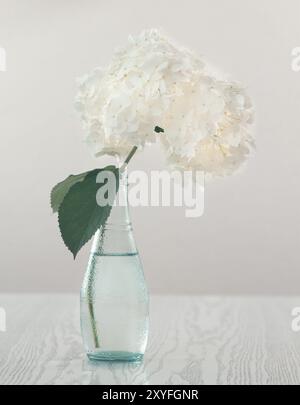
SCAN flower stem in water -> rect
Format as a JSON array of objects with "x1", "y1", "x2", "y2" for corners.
[{"x1": 87, "y1": 227, "x2": 105, "y2": 348}]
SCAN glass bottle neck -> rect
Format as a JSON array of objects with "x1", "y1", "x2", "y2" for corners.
[
  {"x1": 104, "y1": 167, "x2": 131, "y2": 230},
  {"x1": 90, "y1": 166, "x2": 137, "y2": 255}
]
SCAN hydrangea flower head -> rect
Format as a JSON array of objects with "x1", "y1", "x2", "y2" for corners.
[{"x1": 75, "y1": 29, "x2": 254, "y2": 178}]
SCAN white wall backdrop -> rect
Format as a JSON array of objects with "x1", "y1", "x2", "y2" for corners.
[{"x1": 0, "y1": 0, "x2": 300, "y2": 294}]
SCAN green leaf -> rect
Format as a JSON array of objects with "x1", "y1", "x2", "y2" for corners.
[
  {"x1": 154, "y1": 126, "x2": 164, "y2": 133},
  {"x1": 51, "y1": 171, "x2": 91, "y2": 213},
  {"x1": 58, "y1": 166, "x2": 119, "y2": 258}
]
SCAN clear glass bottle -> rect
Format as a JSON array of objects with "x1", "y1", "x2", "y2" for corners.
[{"x1": 80, "y1": 167, "x2": 149, "y2": 362}]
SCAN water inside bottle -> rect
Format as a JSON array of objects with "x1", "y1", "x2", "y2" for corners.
[{"x1": 80, "y1": 252, "x2": 149, "y2": 362}]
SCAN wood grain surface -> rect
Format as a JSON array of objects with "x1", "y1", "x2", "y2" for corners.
[{"x1": 0, "y1": 294, "x2": 299, "y2": 385}]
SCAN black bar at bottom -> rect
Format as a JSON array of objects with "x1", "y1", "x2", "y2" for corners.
[{"x1": 0, "y1": 384, "x2": 296, "y2": 401}]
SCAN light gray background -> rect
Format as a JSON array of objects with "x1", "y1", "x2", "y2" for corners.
[{"x1": 0, "y1": 0, "x2": 299, "y2": 294}]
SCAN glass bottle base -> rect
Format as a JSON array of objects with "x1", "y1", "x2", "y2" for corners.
[{"x1": 87, "y1": 351, "x2": 144, "y2": 362}]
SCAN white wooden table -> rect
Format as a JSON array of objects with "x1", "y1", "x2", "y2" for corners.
[{"x1": 0, "y1": 295, "x2": 299, "y2": 385}]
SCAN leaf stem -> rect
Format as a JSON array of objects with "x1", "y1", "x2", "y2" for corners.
[{"x1": 121, "y1": 146, "x2": 138, "y2": 171}]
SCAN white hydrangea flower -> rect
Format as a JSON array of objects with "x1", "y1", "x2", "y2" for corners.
[
  {"x1": 75, "y1": 29, "x2": 204, "y2": 158},
  {"x1": 75, "y1": 28, "x2": 254, "y2": 177},
  {"x1": 160, "y1": 74, "x2": 254, "y2": 178}
]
